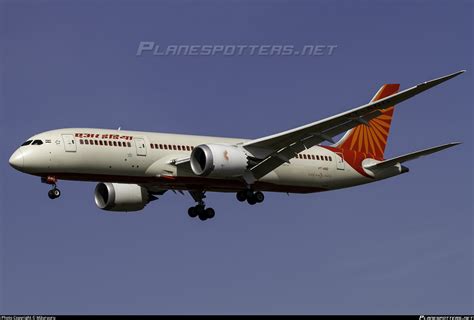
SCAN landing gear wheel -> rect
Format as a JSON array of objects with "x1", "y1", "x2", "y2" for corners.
[
  {"x1": 188, "y1": 206, "x2": 198, "y2": 218},
  {"x1": 246, "y1": 189, "x2": 254, "y2": 199},
  {"x1": 188, "y1": 191, "x2": 216, "y2": 221},
  {"x1": 52, "y1": 188, "x2": 61, "y2": 198},
  {"x1": 255, "y1": 191, "x2": 264, "y2": 203},
  {"x1": 196, "y1": 205, "x2": 205, "y2": 216},
  {"x1": 48, "y1": 188, "x2": 61, "y2": 199},
  {"x1": 247, "y1": 195, "x2": 257, "y2": 205},
  {"x1": 236, "y1": 191, "x2": 247, "y2": 202},
  {"x1": 205, "y1": 208, "x2": 215, "y2": 219}
]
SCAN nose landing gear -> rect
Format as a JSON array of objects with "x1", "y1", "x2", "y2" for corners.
[
  {"x1": 48, "y1": 187, "x2": 61, "y2": 199},
  {"x1": 42, "y1": 176, "x2": 61, "y2": 200}
]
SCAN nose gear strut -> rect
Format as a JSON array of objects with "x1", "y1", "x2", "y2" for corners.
[{"x1": 41, "y1": 176, "x2": 61, "y2": 200}]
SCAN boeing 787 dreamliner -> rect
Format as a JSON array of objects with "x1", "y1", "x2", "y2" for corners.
[{"x1": 9, "y1": 71, "x2": 464, "y2": 221}]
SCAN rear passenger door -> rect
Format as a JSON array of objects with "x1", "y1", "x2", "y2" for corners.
[{"x1": 335, "y1": 152, "x2": 345, "y2": 170}]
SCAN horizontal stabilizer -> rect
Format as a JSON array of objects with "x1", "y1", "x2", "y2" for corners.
[{"x1": 364, "y1": 142, "x2": 461, "y2": 170}]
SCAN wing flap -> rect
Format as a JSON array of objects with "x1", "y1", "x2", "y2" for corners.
[{"x1": 250, "y1": 110, "x2": 387, "y2": 178}]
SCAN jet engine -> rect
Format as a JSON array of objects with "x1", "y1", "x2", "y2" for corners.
[
  {"x1": 94, "y1": 182, "x2": 154, "y2": 212},
  {"x1": 190, "y1": 144, "x2": 249, "y2": 177}
]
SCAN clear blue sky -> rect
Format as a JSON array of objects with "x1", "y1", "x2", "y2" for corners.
[{"x1": 1, "y1": 0, "x2": 472, "y2": 314}]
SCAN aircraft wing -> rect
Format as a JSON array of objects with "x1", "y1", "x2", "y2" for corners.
[
  {"x1": 243, "y1": 70, "x2": 465, "y2": 180},
  {"x1": 363, "y1": 142, "x2": 461, "y2": 170}
]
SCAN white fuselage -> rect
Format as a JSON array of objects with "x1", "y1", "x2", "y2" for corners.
[{"x1": 9, "y1": 128, "x2": 400, "y2": 194}]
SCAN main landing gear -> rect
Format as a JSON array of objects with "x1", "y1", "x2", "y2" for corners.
[
  {"x1": 236, "y1": 190, "x2": 264, "y2": 205},
  {"x1": 42, "y1": 176, "x2": 61, "y2": 200},
  {"x1": 188, "y1": 191, "x2": 215, "y2": 221}
]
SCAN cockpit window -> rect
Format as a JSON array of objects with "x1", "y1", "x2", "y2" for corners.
[
  {"x1": 31, "y1": 140, "x2": 43, "y2": 145},
  {"x1": 21, "y1": 140, "x2": 32, "y2": 146}
]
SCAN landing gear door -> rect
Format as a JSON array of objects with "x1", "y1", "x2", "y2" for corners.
[
  {"x1": 135, "y1": 138, "x2": 147, "y2": 156},
  {"x1": 336, "y1": 152, "x2": 345, "y2": 170},
  {"x1": 62, "y1": 134, "x2": 77, "y2": 152}
]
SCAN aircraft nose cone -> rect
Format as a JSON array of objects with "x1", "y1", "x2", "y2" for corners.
[{"x1": 9, "y1": 149, "x2": 24, "y2": 170}]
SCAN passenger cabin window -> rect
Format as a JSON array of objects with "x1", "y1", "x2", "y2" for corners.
[{"x1": 21, "y1": 140, "x2": 32, "y2": 146}]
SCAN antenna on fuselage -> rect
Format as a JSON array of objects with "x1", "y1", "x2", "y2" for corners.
[{"x1": 118, "y1": 126, "x2": 121, "y2": 131}]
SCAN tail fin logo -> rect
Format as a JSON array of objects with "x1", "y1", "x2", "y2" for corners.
[{"x1": 335, "y1": 84, "x2": 400, "y2": 159}]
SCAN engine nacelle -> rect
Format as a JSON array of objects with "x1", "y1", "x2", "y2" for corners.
[
  {"x1": 94, "y1": 182, "x2": 151, "y2": 212},
  {"x1": 190, "y1": 144, "x2": 249, "y2": 177}
]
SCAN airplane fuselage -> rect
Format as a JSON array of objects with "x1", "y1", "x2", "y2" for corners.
[{"x1": 9, "y1": 128, "x2": 399, "y2": 194}]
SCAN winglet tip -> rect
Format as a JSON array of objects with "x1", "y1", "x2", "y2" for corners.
[
  {"x1": 443, "y1": 70, "x2": 466, "y2": 79},
  {"x1": 445, "y1": 141, "x2": 462, "y2": 148},
  {"x1": 450, "y1": 70, "x2": 466, "y2": 78}
]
